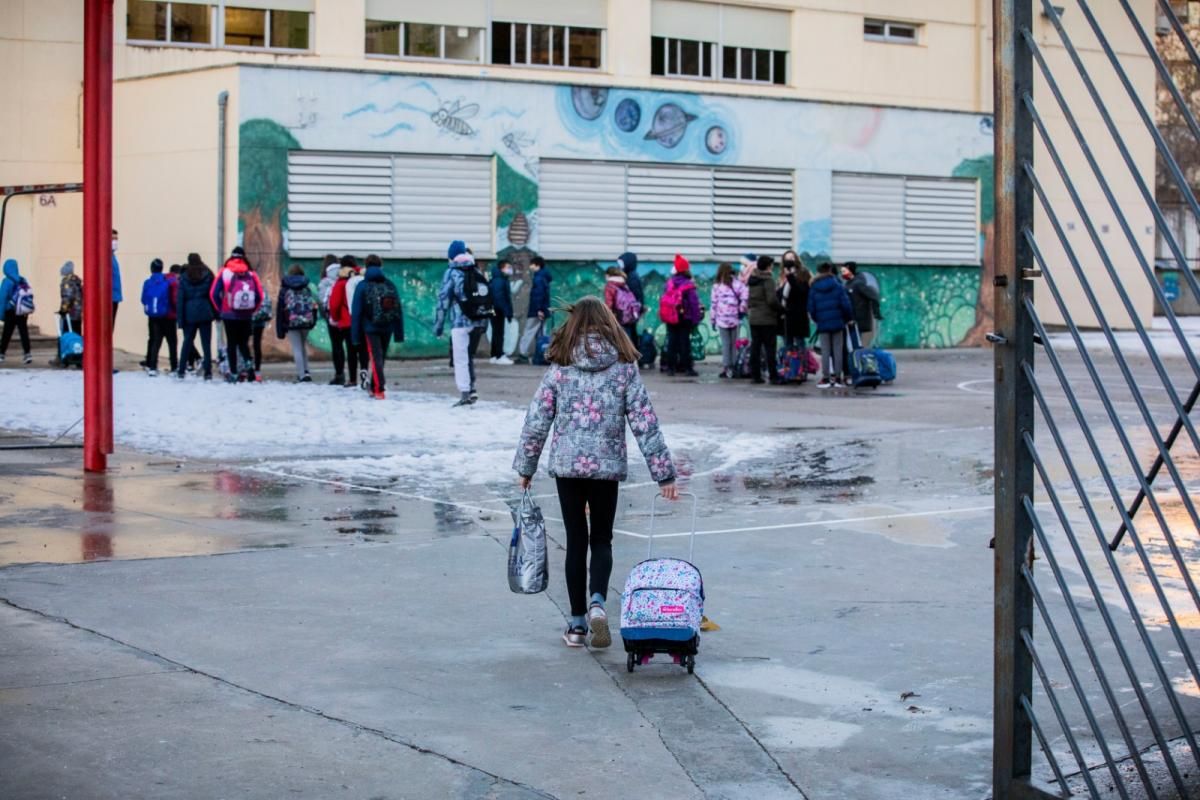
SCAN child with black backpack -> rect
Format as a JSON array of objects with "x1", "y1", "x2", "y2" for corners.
[
  {"x1": 434, "y1": 240, "x2": 492, "y2": 407},
  {"x1": 275, "y1": 264, "x2": 318, "y2": 382},
  {"x1": 351, "y1": 255, "x2": 405, "y2": 400}
]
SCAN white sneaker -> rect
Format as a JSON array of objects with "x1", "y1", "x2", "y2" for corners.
[
  {"x1": 147, "y1": 369, "x2": 158, "y2": 377},
  {"x1": 495, "y1": 355, "x2": 514, "y2": 366},
  {"x1": 488, "y1": 357, "x2": 499, "y2": 364},
  {"x1": 587, "y1": 604, "x2": 611, "y2": 648}
]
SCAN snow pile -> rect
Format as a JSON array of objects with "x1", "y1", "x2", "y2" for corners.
[
  {"x1": 1048, "y1": 315, "x2": 1200, "y2": 360},
  {"x1": 0, "y1": 370, "x2": 781, "y2": 485}
]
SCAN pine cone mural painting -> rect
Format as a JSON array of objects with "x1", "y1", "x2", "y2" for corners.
[{"x1": 507, "y1": 211, "x2": 530, "y2": 248}]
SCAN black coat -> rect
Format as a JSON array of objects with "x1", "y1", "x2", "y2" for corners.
[
  {"x1": 778, "y1": 274, "x2": 810, "y2": 339},
  {"x1": 177, "y1": 271, "x2": 216, "y2": 327}
]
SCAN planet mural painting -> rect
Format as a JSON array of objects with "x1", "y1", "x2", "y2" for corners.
[
  {"x1": 614, "y1": 98, "x2": 642, "y2": 132},
  {"x1": 644, "y1": 103, "x2": 698, "y2": 149},
  {"x1": 572, "y1": 86, "x2": 609, "y2": 121},
  {"x1": 705, "y1": 126, "x2": 728, "y2": 155}
]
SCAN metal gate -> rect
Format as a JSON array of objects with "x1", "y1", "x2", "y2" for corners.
[{"x1": 995, "y1": 0, "x2": 1200, "y2": 797}]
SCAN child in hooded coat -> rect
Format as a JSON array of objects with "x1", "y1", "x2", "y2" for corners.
[
  {"x1": 662, "y1": 254, "x2": 703, "y2": 377},
  {"x1": 514, "y1": 296, "x2": 677, "y2": 649},
  {"x1": 276, "y1": 264, "x2": 318, "y2": 382},
  {"x1": 209, "y1": 246, "x2": 264, "y2": 382},
  {"x1": 315, "y1": 254, "x2": 343, "y2": 384},
  {"x1": 177, "y1": 254, "x2": 216, "y2": 380},
  {"x1": 0, "y1": 259, "x2": 32, "y2": 364},
  {"x1": 327, "y1": 256, "x2": 361, "y2": 388},
  {"x1": 351, "y1": 256, "x2": 405, "y2": 398}
]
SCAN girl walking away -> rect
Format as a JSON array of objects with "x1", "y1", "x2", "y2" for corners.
[
  {"x1": 513, "y1": 297, "x2": 678, "y2": 648},
  {"x1": 435, "y1": 240, "x2": 490, "y2": 407},
  {"x1": 177, "y1": 255, "x2": 216, "y2": 380},
  {"x1": 746, "y1": 255, "x2": 783, "y2": 384},
  {"x1": 778, "y1": 252, "x2": 811, "y2": 351},
  {"x1": 0, "y1": 259, "x2": 33, "y2": 364},
  {"x1": 316, "y1": 255, "x2": 343, "y2": 384},
  {"x1": 488, "y1": 259, "x2": 514, "y2": 364},
  {"x1": 351, "y1": 257, "x2": 405, "y2": 399},
  {"x1": 209, "y1": 246, "x2": 264, "y2": 382},
  {"x1": 276, "y1": 264, "x2": 319, "y2": 382},
  {"x1": 808, "y1": 262, "x2": 853, "y2": 389},
  {"x1": 660, "y1": 254, "x2": 703, "y2": 377},
  {"x1": 327, "y1": 256, "x2": 361, "y2": 388},
  {"x1": 710, "y1": 262, "x2": 748, "y2": 379},
  {"x1": 617, "y1": 251, "x2": 644, "y2": 340}
]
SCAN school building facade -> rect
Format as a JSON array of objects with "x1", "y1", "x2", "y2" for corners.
[{"x1": 0, "y1": 0, "x2": 1158, "y2": 357}]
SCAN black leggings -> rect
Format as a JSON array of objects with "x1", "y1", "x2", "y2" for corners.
[
  {"x1": 0, "y1": 310, "x2": 31, "y2": 356},
  {"x1": 556, "y1": 477, "x2": 619, "y2": 617}
]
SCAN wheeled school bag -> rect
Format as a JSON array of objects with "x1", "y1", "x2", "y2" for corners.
[
  {"x1": 621, "y1": 493, "x2": 703, "y2": 674},
  {"x1": 873, "y1": 344, "x2": 897, "y2": 383},
  {"x1": 732, "y1": 338, "x2": 752, "y2": 378},
  {"x1": 637, "y1": 330, "x2": 657, "y2": 369},
  {"x1": 59, "y1": 316, "x2": 83, "y2": 367},
  {"x1": 532, "y1": 320, "x2": 551, "y2": 366},
  {"x1": 847, "y1": 326, "x2": 886, "y2": 389},
  {"x1": 777, "y1": 348, "x2": 804, "y2": 383}
]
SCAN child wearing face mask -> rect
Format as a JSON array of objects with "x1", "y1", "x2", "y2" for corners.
[{"x1": 489, "y1": 259, "x2": 515, "y2": 365}]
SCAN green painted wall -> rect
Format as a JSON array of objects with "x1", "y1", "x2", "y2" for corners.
[{"x1": 286, "y1": 257, "x2": 979, "y2": 358}]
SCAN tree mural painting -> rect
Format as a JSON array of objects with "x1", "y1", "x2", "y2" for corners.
[
  {"x1": 953, "y1": 155, "x2": 995, "y2": 347},
  {"x1": 239, "y1": 119, "x2": 300, "y2": 356}
]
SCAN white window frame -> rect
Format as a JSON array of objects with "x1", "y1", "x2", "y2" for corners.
[
  {"x1": 651, "y1": 37, "x2": 785, "y2": 85},
  {"x1": 495, "y1": 21, "x2": 606, "y2": 71},
  {"x1": 863, "y1": 18, "x2": 920, "y2": 45},
  {"x1": 126, "y1": 2, "x2": 217, "y2": 47},
  {"x1": 720, "y1": 45, "x2": 782, "y2": 84},
  {"x1": 126, "y1": 2, "x2": 313, "y2": 52},
  {"x1": 362, "y1": 21, "x2": 486, "y2": 63}
]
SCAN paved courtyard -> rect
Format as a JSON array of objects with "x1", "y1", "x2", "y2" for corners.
[{"x1": 0, "y1": 342, "x2": 1196, "y2": 799}]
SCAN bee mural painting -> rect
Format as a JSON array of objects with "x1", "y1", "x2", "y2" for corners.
[{"x1": 430, "y1": 100, "x2": 479, "y2": 137}]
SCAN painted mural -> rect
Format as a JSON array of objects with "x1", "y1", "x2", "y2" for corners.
[{"x1": 237, "y1": 66, "x2": 993, "y2": 358}]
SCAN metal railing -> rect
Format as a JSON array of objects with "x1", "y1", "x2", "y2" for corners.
[{"x1": 994, "y1": 0, "x2": 1200, "y2": 796}]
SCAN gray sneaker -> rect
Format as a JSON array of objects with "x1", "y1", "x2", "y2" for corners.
[
  {"x1": 587, "y1": 604, "x2": 611, "y2": 648},
  {"x1": 562, "y1": 625, "x2": 587, "y2": 648}
]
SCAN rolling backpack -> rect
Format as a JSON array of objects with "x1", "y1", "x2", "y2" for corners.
[
  {"x1": 875, "y1": 348, "x2": 897, "y2": 383},
  {"x1": 637, "y1": 331, "x2": 657, "y2": 369},
  {"x1": 284, "y1": 287, "x2": 318, "y2": 330},
  {"x1": 615, "y1": 284, "x2": 642, "y2": 325},
  {"x1": 621, "y1": 494, "x2": 703, "y2": 674},
  {"x1": 732, "y1": 338, "x2": 753, "y2": 378},
  {"x1": 459, "y1": 267, "x2": 494, "y2": 320},
  {"x1": 532, "y1": 321, "x2": 552, "y2": 366},
  {"x1": 59, "y1": 316, "x2": 82, "y2": 366},
  {"x1": 12, "y1": 281, "x2": 35, "y2": 316},
  {"x1": 777, "y1": 348, "x2": 804, "y2": 383}
]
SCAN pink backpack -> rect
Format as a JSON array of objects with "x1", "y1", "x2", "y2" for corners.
[
  {"x1": 614, "y1": 284, "x2": 642, "y2": 325},
  {"x1": 658, "y1": 282, "x2": 684, "y2": 325}
]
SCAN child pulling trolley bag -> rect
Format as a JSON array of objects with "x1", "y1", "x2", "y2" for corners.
[{"x1": 620, "y1": 492, "x2": 704, "y2": 674}]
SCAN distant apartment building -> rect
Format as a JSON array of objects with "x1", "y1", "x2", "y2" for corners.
[{"x1": 0, "y1": 1, "x2": 1157, "y2": 356}]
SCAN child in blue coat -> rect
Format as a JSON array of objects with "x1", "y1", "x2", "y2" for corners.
[{"x1": 807, "y1": 262, "x2": 853, "y2": 388}]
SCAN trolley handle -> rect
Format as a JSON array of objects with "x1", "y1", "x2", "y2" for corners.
[{"x1": 647, "y1": 491, "x2": 699, "y2": 562}]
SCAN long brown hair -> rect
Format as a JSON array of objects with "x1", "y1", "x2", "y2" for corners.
[
  {"x1": 715, "y1": 262, "x2": 735, "y2": 285},
  {"x1": 545, "y1": 296, "x2": 640, "y2": 365}
]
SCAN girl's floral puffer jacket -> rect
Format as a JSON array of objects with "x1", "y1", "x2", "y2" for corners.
[
  {"x1": 514, "y1": 336, "x2": 676, "y2": 484},
  {"x1": 710, "y1": 280, "x2": 748, "y2": 330}
]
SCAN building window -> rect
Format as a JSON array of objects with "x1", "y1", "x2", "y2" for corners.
[
  {"x1": 127, "y1": 2, "x2": 214, "y2": 45},
  {"x1": 365, "y1": 20, "x2": 484, "y2": 62},
  {"x1": 224, "y1": 6, "x2": 310, "y2": 50},
  {"x1": 864, "y1": 19, "x2": 920, "y2": 44},
  {"x1": 491, "y1": 22, "x2": 604, "y2": 70},
  {"x1": 719, "y1": 45, "x2": 785, "y2": 84},
  {"x1": 651, "y1": 37, "x2": 715, "y2": 79}
]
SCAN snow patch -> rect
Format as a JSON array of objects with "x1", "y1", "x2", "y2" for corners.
[
  {"x1": 0, "y1": 370, "x2": 781, "y2": 486},
  {"x1": 1047, "y1": 315, "x2": 1200, "y2": 360}
]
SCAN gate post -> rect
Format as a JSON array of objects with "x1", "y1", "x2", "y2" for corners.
[{"x1": 993, "y1": 0, "x2": 1039, "y2": 796}]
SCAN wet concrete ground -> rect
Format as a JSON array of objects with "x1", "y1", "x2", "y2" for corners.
[{"x1": 1, "y1": 347, "x2": 1198, "y2": 799}]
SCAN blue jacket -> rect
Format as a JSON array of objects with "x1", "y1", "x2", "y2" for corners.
[
  {"x1": 177, "y1": 269, "x2": 216, "y2": 327},
  {"x1": 112, "y1": 254, "x2": 123, "y2": 303},
  {"x1": 351, "y1": 266, "x2": 405, "y2": 345},
  {"x1": 140, "y1": 273, "x2": 172, "y2": 317},
  {"x1": 807, "y1": 274, "x2": 853, "y2": 333},
  {"x1": 489, "y1": 265, "x2": 513, "y2": 320},
  {"x1": 0, "y1": 259, "x2": 20, "y2": 312},
  {"x1": 527, "y1": 268, "x2": 552, "y2": 319},
  {"x1": 434, "y1": 257, "x2": 488, "y2": 334}
]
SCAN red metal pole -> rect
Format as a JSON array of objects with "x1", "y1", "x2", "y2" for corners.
[{"x1": 82, "y1": 0, "x2": 113, "y2": 472}]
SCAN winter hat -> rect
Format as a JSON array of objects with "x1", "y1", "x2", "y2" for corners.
[
  {"x1": 617, "y1": 251, "x2": 638, "y2": 273},
  {"x1": 325, "y1": 264, "x2": 339, "y2": 280},
  {"x1": 150, "y1": 258, "x2": 164, "y2": 273},
  {"x1": 673, "y1": 254, "x2": 690, "y2": 274},
  {"x1": 60, "y1": 261, "x2": 75, "y2": 276},
  {"x1": 231, "y1": 246, "x2": 246, "y2": 258},
  {"x1": 447, "y1": 240, "x2": 468, "y2": 261}
]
